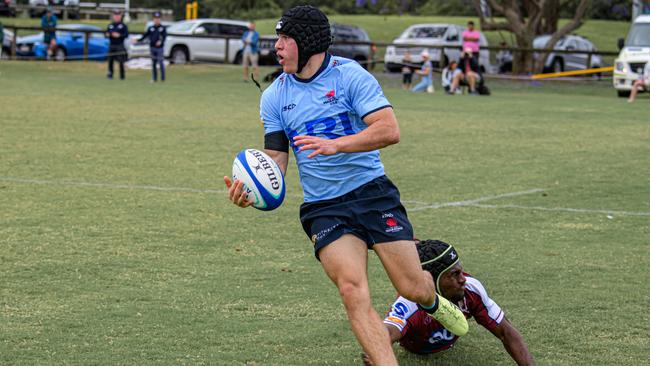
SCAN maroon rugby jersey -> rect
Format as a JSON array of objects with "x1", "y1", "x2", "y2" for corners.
[{"x1": 383, "y1": 273, "x2": 504, "y2": 354}]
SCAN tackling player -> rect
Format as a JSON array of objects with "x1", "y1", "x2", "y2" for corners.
[
  {"x1": 224, "y1": 5, "x2": 468, "y2": 365},
  {"x1": 364, "y1": 240, "x2": 535, "y2": 365}
]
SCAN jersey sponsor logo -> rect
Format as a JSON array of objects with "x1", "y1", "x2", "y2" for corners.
[
  {"x1": 428, "y1": 329, "x2": 455, "y2": 344},
  {"x1": 282, "y1": 103, "x2": 296, "y2": 112},
  {"x1": 393, "y1": 301, "x2": 409, "y2": 317},
  {"x1": 385, "y1": 316, "x2": 405, "y2": 326},
  {"x1": 286, "y1": 112, "x2": 355, "y2": 153},
  {"x1": 381, "y1": 212, "x2": 394, "y2": 218}
]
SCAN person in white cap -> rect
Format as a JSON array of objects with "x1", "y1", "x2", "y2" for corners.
[{"x1": 411, "y1": 50, "x2": 434, "y2": 93}]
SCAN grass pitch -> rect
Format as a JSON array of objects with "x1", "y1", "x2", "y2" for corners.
[{"x1": 0, "y1": 61, "x2": 649, "y2": 365}]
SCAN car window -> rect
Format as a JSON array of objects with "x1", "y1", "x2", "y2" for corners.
[
  {"x1": 168, "y1": 22, "x2": 194, "y2": 33},
  {"x1": 565, "y1": 39, "x2": 577, "y2": 50},
  {"x1": 408, "y1": 26, "x2": 447, "y2": 39},
  {"x1": 446, "y1": 26, "x2": 458, "y2": 41},
  {"x1": 200, "y1": 23, "x2": 221, "y2": 36},
  {"x1": 219, "y1": 24, "x2": 247, "y2": 36},
  {"x1": 577, "y1": 40, "x2": 590, "y2": 51},
  {"x1": 334, "y1": 31, "x2": 353, "y2": 42}
]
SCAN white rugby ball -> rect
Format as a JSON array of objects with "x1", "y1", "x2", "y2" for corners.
[{"x1": 232, "y1": 149, "x2": 285, "y2": 211}]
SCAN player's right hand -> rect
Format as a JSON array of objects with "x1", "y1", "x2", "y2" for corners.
[{"x1": 223, "y1": 176, "x2": 253, "y2": 208}]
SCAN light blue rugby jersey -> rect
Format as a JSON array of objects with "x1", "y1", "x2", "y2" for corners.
[{"x1": 261, "y1": 54, "x2": 391, "y2": 202}]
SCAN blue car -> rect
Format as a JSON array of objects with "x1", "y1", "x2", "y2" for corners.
[{"x1": 16, "y1": 24, "x2": 113, "y2": 61}]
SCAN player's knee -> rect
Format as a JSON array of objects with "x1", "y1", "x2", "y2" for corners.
[{"x1": 337, "y1": 280, "x2": 370, "y2": 309}]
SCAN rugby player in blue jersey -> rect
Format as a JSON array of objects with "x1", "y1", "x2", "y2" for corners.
[{"x1": 224, "y1": 6, "x2": 468, "y2": 365}]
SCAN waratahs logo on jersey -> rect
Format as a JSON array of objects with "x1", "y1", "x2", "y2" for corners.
[{"x1": 323, "y1": 89, "x2": 339, "y2": 105}]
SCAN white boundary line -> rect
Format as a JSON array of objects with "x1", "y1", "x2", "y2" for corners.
[
  {"x1": 469, "y1": 203, "x2": 650, "y2": 217},
  {"x1": 408, "y1": 189, "x2": 545, "y2": 211},
  {"x1": 3, "y1": 177, "x2": 649, "y2": 217},
  {"x1": 0, "y1": 177, "x2": 227, "y2": 194}
]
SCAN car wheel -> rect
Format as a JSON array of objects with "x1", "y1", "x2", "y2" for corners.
[
  {"x1": 171, "y1": 46, "x2": 188, "y2": 64},
  {"x1": 55, "y1": 47, "x2": 66, "y2": 61},
  {"x1": 617, "y1": 90, "x2": 631, "y2": 98},
  {"x1": 551, "y1": 58, "x2": 564, "y2": 73}
]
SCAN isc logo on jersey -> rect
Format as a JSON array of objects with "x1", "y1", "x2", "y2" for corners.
[{"x1": 232, "y1": 149, "x2": 285, "y2": 211}]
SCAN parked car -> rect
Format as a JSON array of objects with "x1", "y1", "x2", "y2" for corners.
[
  {"x1": 28, "y1": 0, "x2": 79, "y2": 19},
  {"x1": 533, "y1": 34, "x2": 603, "y2": 73},
  {"x1": 128, "y1": 20, "x2": 175, "y2": 58},
  {"x1": 258, "y1": 35, "x2": 278, "y2": 65},
  {"x1": 15, "y1": 24, "x2": 110, "y2": 61},
  {"x1": 0, "y1": 0, "x2": 16, "y2": 17},
  {"x1": 164, "y1": 18, "x2": 248, "y2": 64},
  {"x1": 257, "y1": 23, "x2": 375, "y2": 69},
  {"x1": 613, "y1": 14, "x2": 650, "y2": 97},
  {"x1": 384, "y1": 23, "x2": 490, "y2": 73}
]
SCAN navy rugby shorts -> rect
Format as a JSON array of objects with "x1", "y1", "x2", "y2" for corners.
[{"x1": 300, "y1": 175, "x2": 414, "y2": 260}]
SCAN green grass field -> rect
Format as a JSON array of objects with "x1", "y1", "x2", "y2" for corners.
[{"x1": 1, "y1": 61, "x2": 649, "y2": 365}]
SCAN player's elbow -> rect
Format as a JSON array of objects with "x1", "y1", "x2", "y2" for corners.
[{"x1": 385, "y1": 129, "x2": 400, "y2": 145}]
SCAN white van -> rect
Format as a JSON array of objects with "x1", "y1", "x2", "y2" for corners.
[{"x1": 613, "y1": 15, "x2": 650, "y2": 97}]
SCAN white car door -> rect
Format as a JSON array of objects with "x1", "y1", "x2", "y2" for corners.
[{"x1": 192, "y1": 22, "x2": 225, "y2": 61}]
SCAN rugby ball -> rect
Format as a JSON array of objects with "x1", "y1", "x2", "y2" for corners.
[{"x1": 232, "y1": 149, "x2": 285, "y2": 211}]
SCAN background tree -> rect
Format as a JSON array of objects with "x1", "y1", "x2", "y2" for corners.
[{"x1": 472, "y1": 0, "x2": 589, "y2": 74}]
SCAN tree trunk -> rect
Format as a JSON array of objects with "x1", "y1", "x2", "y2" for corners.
[{"x1": 540, "y1": 0, "x2": 560, "y2": 34}]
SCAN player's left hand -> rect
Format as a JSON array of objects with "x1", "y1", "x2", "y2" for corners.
[
  {"x1": 293, "y1": 135, "x2": 339, "y2": 158},
  {"x1": 361, "y1": 353, "x2": 373, "y2": 366}
]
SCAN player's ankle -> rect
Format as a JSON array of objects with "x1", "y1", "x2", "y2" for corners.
[{"x1": 418, "y1": 295, "x2": 439, "y2": 314}]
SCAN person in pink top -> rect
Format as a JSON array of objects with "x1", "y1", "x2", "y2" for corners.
[{"x1": 462, "y1": 21, "x2": 481, "y2": 63}]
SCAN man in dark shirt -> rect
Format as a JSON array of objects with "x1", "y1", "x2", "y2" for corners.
[
  {"x1": 105, "y1": 9, "x2": 129, "y2": 80},
  {"x1": 41, "y1": 8, "x2": 57, "y2": 60},
  {"x1": 136, "y1": 11, "x2": 167, "y2": 82}
]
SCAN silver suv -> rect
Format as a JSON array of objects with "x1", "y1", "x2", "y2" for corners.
[
  {"x1": 165, "y1": 18, "x2": 248, "y2": 64},
  {"x1": 384, "y1": 23, "x2": 490, "y2": 73},
  {"x1": 533, "y1": 34, "x2": 603, "y2": 72}
]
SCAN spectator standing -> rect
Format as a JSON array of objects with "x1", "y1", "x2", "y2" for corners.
[
  {"x1": 136, "y1": 11, "x2": 167, "y2": 82},
  {"x1": 0, "y1": 20, "x2": 4, "y2": 59},
  {"x1": 461, "y1": 21, "x2": 480, "y2": 65},
  {"x1": 401, "y1": 51, "x2": 414, "y2": 90},
  {"x1": 442, "y1": 60, "x2": 462, "y2": 94},
  {"x1": 496, "y1": 41, "x2": 513, "y2": 73},
  {"x1": 628, "y1": 61, "x2": 650, "y2": 103},
  {"x1": 241, "y1": 21, "x2": 260, "y2": 82},
  {"x1": 41, "y1": 8, "x2": 57, "y2": 60},
  {"x1": 105, "y1": 9, "x2": 129, "y2": 80},
  {"x1": 411, "y1": 50, "x2": 434, "y2": 94}
]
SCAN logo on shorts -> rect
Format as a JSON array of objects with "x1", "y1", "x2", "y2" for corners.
[
  {"x1": 312, "y1": 224, "x2": 340, "y2": 245},
  {"x1": 383, "y1": 214, "x2": 404, "y2": 233}
]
